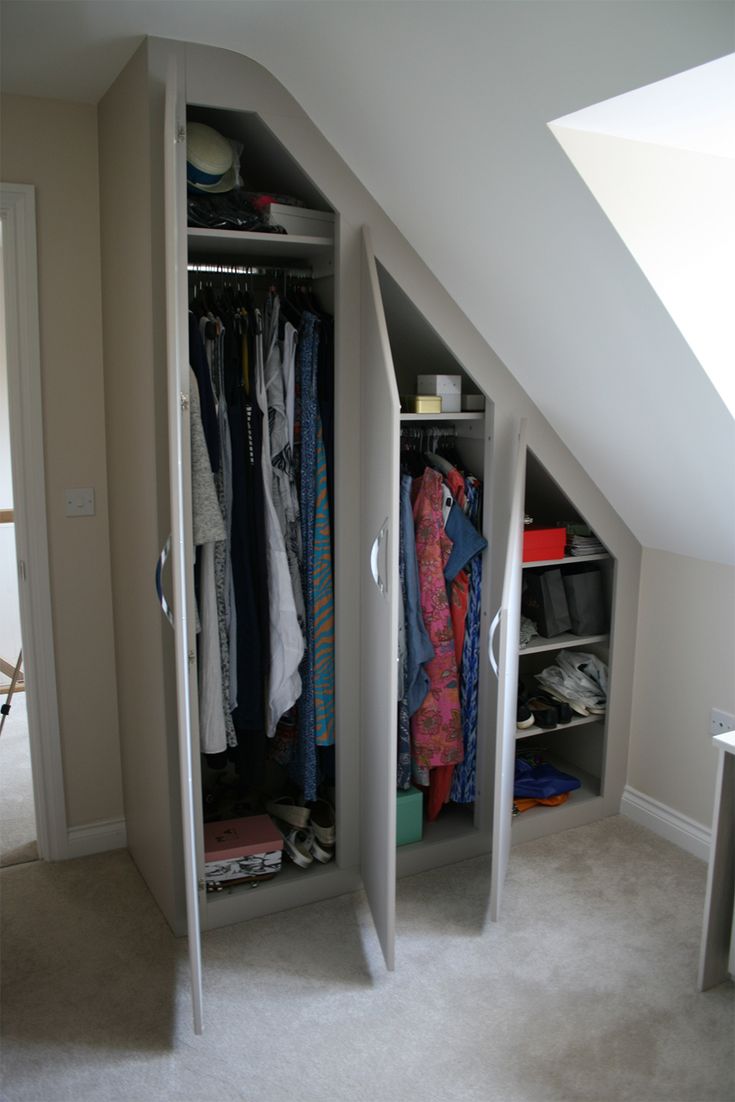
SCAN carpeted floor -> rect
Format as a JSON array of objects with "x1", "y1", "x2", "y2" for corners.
[
  {"x1": 0, "y1": 692, "x2": 38, "y2": 868},
  {"x1": 0, "y1": 815, "x2": 733, "y2": 1102}
]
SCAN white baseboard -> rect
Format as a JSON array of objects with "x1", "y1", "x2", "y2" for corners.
[
  {"x1": 66, "y1": 817, "x2": 127, "y2": 859},
  {"x1": 620, "y1": 786, "x2": 710, "y2": 862}
]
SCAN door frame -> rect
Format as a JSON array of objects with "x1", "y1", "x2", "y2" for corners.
[{"x1": 1, "y1": 182, "x2": 68, "y2": 860}]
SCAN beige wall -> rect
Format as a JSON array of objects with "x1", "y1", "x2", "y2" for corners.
[
  {"x1": 0, "y1": 94, "x2": 122, "y2": 829},
  {"x1": 628, "y1": 547, "x2": 735, "y2": 827}
]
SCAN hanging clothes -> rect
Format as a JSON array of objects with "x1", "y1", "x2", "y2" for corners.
[
  {"x1": 410, "y1": 466, "x2": 463, "y2": 772},
  {"x1": 451, "y1": 478, "x2": 485, "y2": 804},
  {"x1": 400, "y1": 474, "x2": 434, "y2": 717},
  {"x1": 293, "y1": 310, "x2": 335, "y2": 800},
  {"x1": 225, "y1": 311, "x2": 269, "y2": 737},
  {"x1": 199, "y1": 315, "x2": 237, "y2": 746},
  {"x1": 263, "y1": 294, "x2": 305, "y2": 627},
  {"x1": 252, "y1": 306, "x2": 304, "y2": 738},
  {"x1": 187, "y1": 274, "x2": 336, "y2": 801},
  {"x1": 312, "y1": 415, "x2": 335, "y2": 746},
  {"x1": 189, "y1": 366, "x2": 228, "y2": 755},
  {"x1": 211, "y1": 317, "x2": 239, "y2": 716},
  {"x1": 189, "y1": 311, "x2": 220, "y2": 473}
]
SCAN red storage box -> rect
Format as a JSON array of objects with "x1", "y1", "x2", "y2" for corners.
[
  {"x1": 204, "y1": 814, "x2": 283, "y2": 889},
  {"x1": 523, "y1": 527, "x2": 566, "y2": 563}
]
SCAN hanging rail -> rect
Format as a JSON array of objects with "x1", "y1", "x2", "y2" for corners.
[{"x1": 187, "y1": 262, "x2": 313, "y2": 278}]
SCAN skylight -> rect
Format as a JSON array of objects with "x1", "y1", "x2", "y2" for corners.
[{"x1": 549, "y1": 53, "x2": 735, "y2": 419}]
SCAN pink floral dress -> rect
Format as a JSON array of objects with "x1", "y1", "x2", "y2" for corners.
[{"x1": 410, "y1": 468, "x2": 464, "y2": 770}]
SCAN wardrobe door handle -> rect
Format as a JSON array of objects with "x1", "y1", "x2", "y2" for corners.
[
  {"x1": 488, "y1": 607, "x2": 502, "y2": 678},
  {"x1": 370, "y1": 519, "x2": 389, "y2": 596},
  {"x1": 156, "y1": 535, "x2": 175, "y2": 627}
]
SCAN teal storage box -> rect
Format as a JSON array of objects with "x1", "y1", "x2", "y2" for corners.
[{"x1": 396, "y1": 786, "x2": 423, "y2": 846}]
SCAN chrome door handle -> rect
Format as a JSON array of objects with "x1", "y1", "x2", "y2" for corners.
[
  {"x1": 370, "y1": 519, "x2": 389, "y2": 596},
  {"x1": 488, "y1": 607, "x2": 502, "y2": 678},
  {"x1": 156, "y1": 535, "x2": 175, "y2": 627}
]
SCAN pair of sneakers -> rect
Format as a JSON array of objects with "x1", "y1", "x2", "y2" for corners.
[
  {"x1": 266, "y1": 796, "x2": 336, "y2": 868},
  {"x1": 517, "y1": 683, "x2": 572, "y2": 730}
]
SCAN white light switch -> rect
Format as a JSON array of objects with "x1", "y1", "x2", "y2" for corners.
[{"x1": 65, "y1": 488, "x2": 95, "y2": 517}]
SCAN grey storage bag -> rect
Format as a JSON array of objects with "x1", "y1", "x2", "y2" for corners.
[
  {"x1": 562, "y1": 565, "x2": 607, "y2": 635},
  {"x1": 521, "y1": 567, "x2": 571, "y2": 638}
]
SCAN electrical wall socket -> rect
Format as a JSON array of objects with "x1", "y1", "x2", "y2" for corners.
[{"x1": 710, "y1": 709, "x2": 735, "y2": 737}]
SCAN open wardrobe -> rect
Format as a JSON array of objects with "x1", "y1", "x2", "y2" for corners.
[{"x1": 98, "y1": 38, "x2": 641, "y2": 1033}]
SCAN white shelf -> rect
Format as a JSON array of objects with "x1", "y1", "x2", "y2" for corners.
[
  {"x1": 399, "y1": 411, "x2": 485, "y2": 421},
  {"x1": 515, "y1": 712, "x2": 604, "y2": 740},
  {"x1": 522, "y1": 552, "x2": 609, "y2": 569},
  {"x1": 520, "y1": 631, "x2": 608, "y2": 655},
  {"x1": 187, "y1": 227, "x2": 334, "y2": 264},
  {"x1": 203, "y1": 860, "x2": 361, "y2": 930},
  {"x1": 512, "y1": 756, "x2": 601, "y2": 820},
  {"x1": 395, "y1": 804, "x2": 489, "y2": 879}
]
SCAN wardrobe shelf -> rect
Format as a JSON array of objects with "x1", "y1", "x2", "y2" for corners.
[
  {"x1": 187, "y1": 227, "x2": 334, "y2": 264},
  {"x1": 519, "y1": 632, "x2": 608, "y2": 656},
  {"x1": 396, "y1": 806, "x2": 489, "y2": 879},
  {"x1": 515, "y1": 713, "x2": 603, "y2": 740},
  {"x1": 206, "y1": 854, "x2": 342, "y2": 897},
  {"x1": 399, "y1": 411, "x2": 484, "y2": 422},
  {"x1": 522, "y1": 552, "x2": 609, "y2": 569},
  {"x1": 203, "y1": 863, "x2": 362, "y2": 927},
  {"x1": 512, "y1": 756, "x2": 601, "y2": 820}
]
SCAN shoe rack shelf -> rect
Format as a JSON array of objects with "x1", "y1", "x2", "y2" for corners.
[
  {"x1": 511, "y1": 447, "x2": 614, "y2": 842},
  {"x1": 515, "y1": 713, "x2": 602, "y2": 740},
  {"x1": 520, "y1": 631, "x2": 608, "y2": 656}
]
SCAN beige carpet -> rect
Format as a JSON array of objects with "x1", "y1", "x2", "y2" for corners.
[
  {"x1": 0, "y1": 693, "x2": 38, "y2": 868},
  {"x1": 1, "y1": 816, "x2": 733, "y2": 1102}
]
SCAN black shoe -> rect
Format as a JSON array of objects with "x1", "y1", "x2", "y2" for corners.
[
  {"x1": 517, "y1": 699, "x2": 534, "y2": 729},
  {"x1": 534, "y1": 689, "x2": 572, "y2": 724},
  {"x1": 526, "y1": 696, "x2": 559, "y2": 729}
]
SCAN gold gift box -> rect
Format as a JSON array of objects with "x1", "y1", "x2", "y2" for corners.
[{"x1": 401, "y1": 394, "x2": 443, "y2": 414}]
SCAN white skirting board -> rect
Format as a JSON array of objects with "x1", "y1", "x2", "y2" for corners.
[
  {"x1": 66, "y1": 818, "x2": 127, "y2": 859},
  {"x1": 620, "y1": 786, "x2": 710, "y2": 862}
]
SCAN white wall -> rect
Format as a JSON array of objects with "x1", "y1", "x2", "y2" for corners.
[
  {"x1": 628, "y1": 548, "x2": 735, "y2": 828},
  {"x1": 0, "y1": 229, "x2": 23, "y2": 667}
]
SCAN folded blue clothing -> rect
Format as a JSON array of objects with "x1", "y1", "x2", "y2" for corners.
[{"x1": 514, "y1": 757, "x2": 581, "y2": 799}]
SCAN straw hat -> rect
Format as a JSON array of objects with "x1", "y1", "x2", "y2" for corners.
[{"x1": 187, "y1": 122, "x2": 236, "y2": 193}]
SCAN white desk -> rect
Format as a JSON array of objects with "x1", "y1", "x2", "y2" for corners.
[{"x1": 698, "y1": 730, "x2": 735, "y2": 990}]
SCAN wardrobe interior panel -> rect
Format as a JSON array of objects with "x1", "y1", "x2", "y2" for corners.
[
  {"x1": 375, "y1": 261, "x2": 484, "y2": 401},
  {"x1": 187, "y1": 106, "x2": 334, "y2": 212}
]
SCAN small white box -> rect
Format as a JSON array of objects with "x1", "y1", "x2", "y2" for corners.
[
  {"x1": 439, "y1": 394, "x2": 461, "y2": 412},
  {"x1": 417, "y1": 374, "x2": 462, "y2": 398},
  {"x1": 417, "y1": 375, "x2": 461, "y2": 413},
  {"x1": 462, "y1": 394, "x2": 485, "y2": 411},
  {"x1": 264, "y1": 203, "x2": 335, "y2": 240}
]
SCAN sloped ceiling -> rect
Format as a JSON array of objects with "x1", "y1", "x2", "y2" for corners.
[{"x1": 2, "y1": 1, "x2": 734, "y2": 563}]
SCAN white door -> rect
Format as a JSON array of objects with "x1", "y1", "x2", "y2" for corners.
[
  {"x1": 360, "y1": 227, "x2": 400, "y2": 969},
  {"x1": 489, "y1": 419, "x2": 527, "y2": 921},
  {"x1": 164, "y1": 56, "x2": 204, "y2": 1033}
]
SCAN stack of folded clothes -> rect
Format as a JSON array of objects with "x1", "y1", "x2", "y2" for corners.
[{"x1": 566, "y1": 524, "x2": 605, "y2": 556}]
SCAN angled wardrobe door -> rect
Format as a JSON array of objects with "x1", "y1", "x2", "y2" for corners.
[
  {"x1": 360, "y1": 226, "x2": 400, "y2": 970},
  {"x1": 489, "y1": 419, "x2": 527, "y2": 922},
  {"x1": 164, "y1": 55, "x2": 204, "y2": 1033}
]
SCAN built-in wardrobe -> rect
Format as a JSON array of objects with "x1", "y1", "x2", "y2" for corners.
[{"x1": 98, "y1": 37, "x2": 641, "y2": 1033}]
